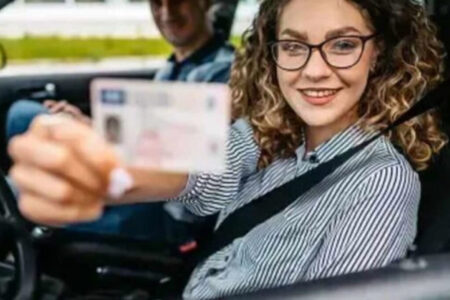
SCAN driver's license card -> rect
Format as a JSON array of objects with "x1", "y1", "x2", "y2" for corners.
[{"x1": 90, "y1": 78, "x2": 230, "y2": 173}]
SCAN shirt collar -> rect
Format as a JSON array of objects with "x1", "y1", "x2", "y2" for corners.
[
  {"x1": 167, "y1": 32, "x2": 226, "y2": 66},
  {"x1": 295, "y1": 124, "x2": 377, "y2": 165}
]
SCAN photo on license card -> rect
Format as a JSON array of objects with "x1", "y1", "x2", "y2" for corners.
[
  {"x1": 90, "y1": 78, "x2": 231, "y2": 174},
  {"x1": 103, "y1": 114, "x2": 122, "y2": 144}
]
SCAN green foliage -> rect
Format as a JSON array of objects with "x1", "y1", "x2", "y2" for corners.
[
  {"x1": 0, "y1": 35, "x2": 242, "y2": 61},
  {"x1": 0, "y1": 36, "x2": 172, "y2": 61}
]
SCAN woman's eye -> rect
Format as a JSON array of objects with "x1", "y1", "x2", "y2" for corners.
[
  {"x1": 280, "y1": 43, "x2": 308, "y2": 55},
  {"x1": 330, "y1": 39, "x2": 358, "y2": 53}
]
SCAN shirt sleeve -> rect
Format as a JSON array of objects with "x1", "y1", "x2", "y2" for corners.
[
  {"x1": 172, "y1": 118, "x2": 261, "y2": 216},
  {"x1": 304, "y1": 164, "x2": 420, "y2": 280}
]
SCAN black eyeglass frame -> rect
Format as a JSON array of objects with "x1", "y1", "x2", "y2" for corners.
[{"x1": 269, "y1": 33, "x2": 378, "y2": 71}]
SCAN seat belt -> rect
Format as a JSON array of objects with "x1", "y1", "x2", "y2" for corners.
[{"x1": 189, "y1": 79, "x2": 450, "y2": 269}]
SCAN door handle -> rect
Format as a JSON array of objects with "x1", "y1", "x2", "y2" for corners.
[{"x1": 16, "y1": 83, "x2": 57, "y2": 100}]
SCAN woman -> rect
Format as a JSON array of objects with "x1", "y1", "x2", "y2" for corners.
[{"x1": 9, "y1": 0, "x2": 447, "y2": 299}]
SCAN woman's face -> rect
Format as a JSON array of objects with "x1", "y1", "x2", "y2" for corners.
[{"x1": 276, "y1": 0, "x2": 378, "y2": 131}]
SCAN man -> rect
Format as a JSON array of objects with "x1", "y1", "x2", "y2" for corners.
[{"x1": 6, "y1": 0, "x2": 234, "y2": 249}]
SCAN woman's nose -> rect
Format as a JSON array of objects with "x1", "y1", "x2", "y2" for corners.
[{"x1": 301, "y1": 49, "x2": 333, "y2": 81}]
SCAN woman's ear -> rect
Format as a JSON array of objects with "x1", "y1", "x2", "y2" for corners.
[
  {"x1": 370, "y1": 47, "x2": 380, "y2": 73},
  {"x1": 370, "y1": 60, "x2": 377, "y2": 73},
  {"x1": 370, "y1": 37, "x2": 384, "y2": 71}
]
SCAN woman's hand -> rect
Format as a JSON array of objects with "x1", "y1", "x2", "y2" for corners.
[{"x1": 8, "y1": 115, "x2": 119, "y2": 226}]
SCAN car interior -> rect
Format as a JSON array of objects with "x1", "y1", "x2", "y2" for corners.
[{"x1": 0, "y1": 0, "x2": 448, "y2": 299}]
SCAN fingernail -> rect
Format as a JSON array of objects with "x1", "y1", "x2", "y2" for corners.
[{"x1": 107, "y1": 167, "x2": 134, "y2": 200}]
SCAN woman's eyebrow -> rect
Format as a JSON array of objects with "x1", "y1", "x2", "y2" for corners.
[
  {"x1": 279, "y1": 28, "x2": 308, "y2": 41},
  {"x1": 325, "y1": 26, "x2": 362, "y2": 39},
  {"x1": 279, "y1": 26, "x2": 364, "y2": 41}
]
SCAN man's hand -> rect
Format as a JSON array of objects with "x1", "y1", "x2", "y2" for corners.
[
  {"x1": 43, "y1": 100, "x2": 91, "y2": 126},
  {"x1": 8, "y1": 115, "x2": 118, "y2": 226}
]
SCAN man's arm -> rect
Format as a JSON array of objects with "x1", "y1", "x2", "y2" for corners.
[{"x1": 43, "y1": 100, "x2": 91, "y2": 125}]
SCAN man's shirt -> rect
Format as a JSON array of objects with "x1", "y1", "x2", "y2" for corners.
[{"x1": 154, "y1": 33, "x2": 234, "y2": 83}]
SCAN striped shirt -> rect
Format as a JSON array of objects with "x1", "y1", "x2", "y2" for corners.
[{"x1": 175, "y1": 118, "x2": 420, "y2": 300}]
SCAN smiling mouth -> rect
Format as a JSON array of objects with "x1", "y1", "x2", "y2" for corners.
[
  {"x1": 299, "y1": 88, "x2": 342, "y2": 98},
  {"x1": 298, "y1": 88, "x2": 343, "y2": 105}
]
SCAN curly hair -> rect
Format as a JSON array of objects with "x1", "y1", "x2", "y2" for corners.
[{"x1": 229, "y1": 0, "x2": 447, "y2": 170}]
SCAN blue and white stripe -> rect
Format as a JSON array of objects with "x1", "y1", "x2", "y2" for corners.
[{"x1": 174, "y1": 118, "x2": 420, "y2": 300}]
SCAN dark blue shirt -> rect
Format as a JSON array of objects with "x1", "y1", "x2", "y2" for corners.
[{"x1": 154, "y1": 34, "x2": 235, "y2": 83}]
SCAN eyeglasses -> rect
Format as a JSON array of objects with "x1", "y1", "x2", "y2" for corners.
[{"x1": 269, "y1": 34, "x2": 377, "y2": 71}]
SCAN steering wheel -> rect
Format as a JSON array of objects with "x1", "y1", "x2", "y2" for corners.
[{"x1": 0, "y1": 170, "x2": 38, "y2": 300}]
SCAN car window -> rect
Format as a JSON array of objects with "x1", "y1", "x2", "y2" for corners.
[{"x1": 0, "y1": 0, "x2": 258, "y2": 75}]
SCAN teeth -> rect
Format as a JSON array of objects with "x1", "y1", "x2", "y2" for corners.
[{"x1": 302, "y1": 89, "x2": 338, "y2": 98}]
